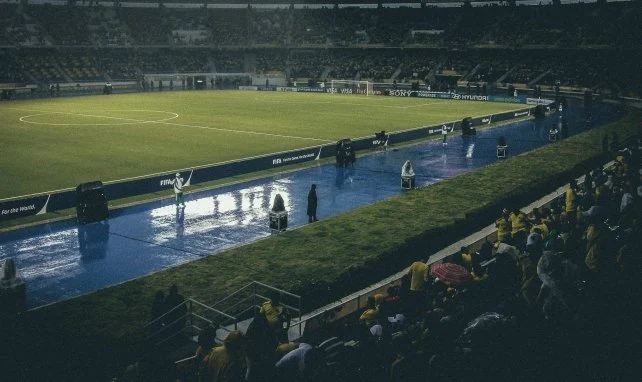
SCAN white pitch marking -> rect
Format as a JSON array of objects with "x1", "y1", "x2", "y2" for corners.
[
  {"x1": 18, "y1": 110, "x2": 179, "y2": 126},
  {"x1": 398, "y1": 102, "x2": 445, "y2": 109},
  {"x1": 14, "y1": 108, "x2": 332, "y2": 143},
  {"x1": 156, "y1": 120, "x2": 333, "y2": 142}
]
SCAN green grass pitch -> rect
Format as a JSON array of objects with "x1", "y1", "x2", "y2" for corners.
[{"x1": 0, "y1": 90, "x2": 525, "y2": 199}]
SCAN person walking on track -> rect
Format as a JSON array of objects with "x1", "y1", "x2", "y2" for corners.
[{"x1": 307, "y1": 184, "x2": 318, "y2": 223}]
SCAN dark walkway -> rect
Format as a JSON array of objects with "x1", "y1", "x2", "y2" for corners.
[{"x1": 0, "y1": 103, "x2": 619, "y2": 308}]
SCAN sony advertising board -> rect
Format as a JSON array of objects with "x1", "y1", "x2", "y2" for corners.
[{"x1": 385, "y1": 89, "x2": 451, "y2": 99}]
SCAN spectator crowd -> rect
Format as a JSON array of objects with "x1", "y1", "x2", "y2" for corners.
[{"x1": 0, "y1": 2, "x2": 639, "y2": 97}]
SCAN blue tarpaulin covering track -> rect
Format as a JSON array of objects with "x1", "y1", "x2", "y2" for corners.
[{"x1": 0, "y1": 103, "x2": 619, "y2": 309}]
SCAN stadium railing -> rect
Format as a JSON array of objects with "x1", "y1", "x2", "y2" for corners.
[{"x1": 144, "y1": 298, "x2": 238, "y2": 346}]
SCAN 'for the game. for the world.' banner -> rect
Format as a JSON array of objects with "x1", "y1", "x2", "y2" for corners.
[{"x1": 0, "y1": 195, "x2": 51, "y2": 220}]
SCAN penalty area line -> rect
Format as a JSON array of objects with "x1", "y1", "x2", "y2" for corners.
[{"x1": 155, "y1": 120, "x2": 334, "y2": 143}]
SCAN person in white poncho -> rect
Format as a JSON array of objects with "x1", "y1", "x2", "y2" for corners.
[
  {"x1": 401, "y1": 160, "x2": 415, "y2": 177},
  {"x1": 401, "y1": 160, "x2": 416, "y2": 190},
  {"x1": 173, "y1": 173, "x2": 185, "y2": 207}
]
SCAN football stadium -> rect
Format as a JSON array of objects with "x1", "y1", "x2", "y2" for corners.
[{"x1": 0, "y1": 1, "x2": 641, "y2": 381}]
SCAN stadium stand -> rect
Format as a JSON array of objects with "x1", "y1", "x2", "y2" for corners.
[
  {"x1": 120, "y1": 8, "x2": 170, "y2": 45},
  {"x1": 0, "y1": 2, "x2": 639, "y2": 96}
]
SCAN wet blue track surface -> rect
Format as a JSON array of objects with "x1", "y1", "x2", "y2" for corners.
[{"x1": 0, "y1": 103, "x2": 620, "y2": 308}]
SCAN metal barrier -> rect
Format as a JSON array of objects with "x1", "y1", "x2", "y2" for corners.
[
  {"x1": 144, "y1": 297, "x2": 238, "y2": 345},
  {"x1": 210, "y1": 280, "x2": 302, "y2": 326},
  {"x1": 143, "y1": 281, "x2": 303, "y2": 348}
]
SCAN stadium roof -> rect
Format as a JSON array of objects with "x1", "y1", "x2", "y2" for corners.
[{"x1": 2, "y1": 0, "x2": 622, "y2": 10}]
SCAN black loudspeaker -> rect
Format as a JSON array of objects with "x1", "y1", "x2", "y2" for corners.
[
  {"x1": 533, "y1": 105, "x2": 545, "y2": 119},
  {"x1": 76, "y1": 181, "x2": 109, "y2": 224},
  {"x1": 269, "y1": 211, "x2": 288, "y2": 233},
  {"x1": 461, "y1": 117, "x2": 476, "y2": 136},
  {"x1": 336, "y1": 139, "x2": 356, "y2": 167},
  {"x1": 401, "y1": 175, "x2": 416, "y2": 190}
]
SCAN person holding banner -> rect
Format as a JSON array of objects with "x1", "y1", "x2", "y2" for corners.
[{"x1": 173, "y1": 173, "x2": 185, "y2": 208}]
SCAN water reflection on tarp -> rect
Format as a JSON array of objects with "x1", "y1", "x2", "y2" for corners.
[{"x1": 78, "y1": 221, "x2": 110, "y2": 261}]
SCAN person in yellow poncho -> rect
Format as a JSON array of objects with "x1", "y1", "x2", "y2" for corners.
[
  {"x1": 510, "y1": 209, "x2": 530, "y2": 248},
  {"x1": 204, "y1": 330, "x2": 246, "y2": 382},
  {"x1": 518, "y1": 253, "x2": 540, "y2": 309},
  {"x1": 407, "y1": 260, "x2": 429, "y2": 316},
  {"x1": 565, "y1": 179, "x2": 578, "y2": 227},
  {"x1": 260, "y1": 292, "x2": 290, "y2": 333},
  {"x1": 408, "y1": 260, "x2": 429, "y2": 292},
  {"x1": 584, "y1": 220, "x2": 613, "y2": 272},
  {"x1": 495, "y1": 208, "x2": 511, "y2": 243},
  {"x1": 359, "y1": 296, "x2": 380, "y2": 327}
]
